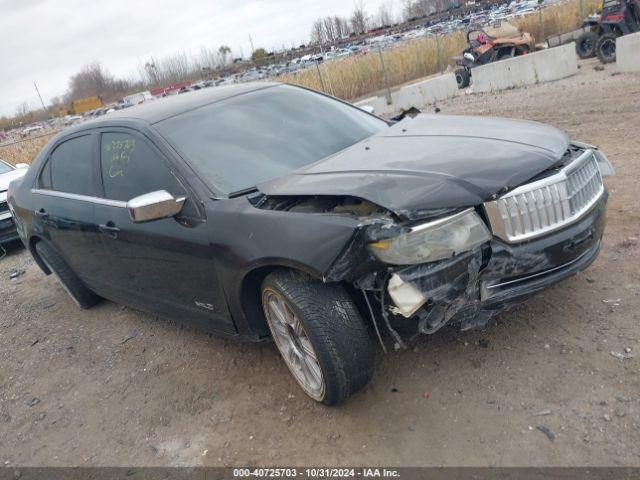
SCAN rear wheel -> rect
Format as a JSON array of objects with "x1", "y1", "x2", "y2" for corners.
[
  {"x1": 35, "y1": 241, "x2": 98, "y2": 309},
  {"x1": 596, "y1": 33, "x2": 617, "y2": 63},
  {"x1": 455, "y1": 67, "x2": 471, "y2": 89},
  {"x1": 261, "y1": 270, "x2": 374, "y2": 405},
  {"x1": 575, "y1": 31, "x2": 598, "y2": 59}
]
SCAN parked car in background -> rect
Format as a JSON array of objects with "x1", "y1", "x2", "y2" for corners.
[
  {"x1": 64, "y1": 115, "x2": 83, "y2": 126},
  {"x1": 0, "y1": 159, "x2": 29, "y2": 245},
  {"x1": 8, "y1": 83, "x2": 613, "y2": 405},
  {"x1": 20, "y1": 125, "x2": 45, "y2": 138},
  {"x1": 122, "y1": 91, "x2": 154, "y2": 107}
]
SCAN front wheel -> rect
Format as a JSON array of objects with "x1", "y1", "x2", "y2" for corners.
[
  {"x1": 455, "y1": 67, "x2": 471, "y2": 89},
  {"x1": 261, "y1": 270, "x2": 374, "y2": 405},
  {"x1": 497, "y1": 48, "x2": 515, "y2": 60},
  {"x1": 596, "y1": 33, "x2": 617, "y2": 63}
]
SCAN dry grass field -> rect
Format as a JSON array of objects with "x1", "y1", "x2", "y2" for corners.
[{"x1": 281, "y1": 0, "x2": 600, "y2": 101}]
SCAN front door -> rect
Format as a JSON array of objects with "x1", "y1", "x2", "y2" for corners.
[{"x1": 92, "y1": 129, "x2": 235, "y2": 334}]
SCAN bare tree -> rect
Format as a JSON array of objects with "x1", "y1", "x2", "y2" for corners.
[
  {"x1": 143, "y1": 60, "x2": 160, "y2": 85},
  {"x1": 15, "y1": 102, "x2": 30, "y2": 119},
  {"x1": 65, "y1": 62, "x2": 130, "y2": 102},
  {"x1": 400, "y1": 0, "x2": 459, "y2": 19},
  {"x1": 412, "y1": 0, "x2": 430, "y2": 17},
  {"x1": 199, "y1": 47, "x2": 217, "y2": 71},
  {"x1": 378, "y1": 2, "x2": 394, "y2": 26},
  {"x1": 323, "y1": 16, "x2": 338, "y2": 44},
  {"x1": 218, "y1": 45, "x2": 231, "y2": 65},
  {"x1": 350, "y1": 0, "x2": 369, "y2": 34},
  {"x1": 401, "y1": 0, "x2": 415, "y2": 20},
  {"x1": 311, "y1": 19, "x2": 326, "y2": 45},
  {"x1": 333, "y1": 16, "x2": 350, "y2": 39}
]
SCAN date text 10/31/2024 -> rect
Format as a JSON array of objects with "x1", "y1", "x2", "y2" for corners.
[{"x1": 232, "y1": 468, "x2": 401, "y2": 478}]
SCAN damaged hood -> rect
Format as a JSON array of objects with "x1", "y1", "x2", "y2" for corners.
[{"x1": 258, "y1": 114, "x2": 570, "y2": 219}]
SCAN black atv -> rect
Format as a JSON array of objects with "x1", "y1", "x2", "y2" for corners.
[{"x1": 575, "y1": 0, "x2": 640, "y2": 63}]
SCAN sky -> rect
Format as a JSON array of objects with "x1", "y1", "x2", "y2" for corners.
[{"x1": 0, "y1": 0, "x2": 394, "y2": 117}]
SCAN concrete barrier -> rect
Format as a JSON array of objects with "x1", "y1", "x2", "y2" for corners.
[
  {"x1": 547, "y1": 28, "x2": 587, "y2": 48},
  {"x1": 617, "y1": 32, "x2": 640, "y2": 72},
  {"x1": 471, "y1": 43, "x2": 578, "y2": 93},
  {"x1": 355, "y1": 73, "x2": 458, "y2": 116}
]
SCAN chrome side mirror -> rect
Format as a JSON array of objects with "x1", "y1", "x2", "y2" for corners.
[{"x1": 127, "y1": 190, "x2": 185, "y2": 223}]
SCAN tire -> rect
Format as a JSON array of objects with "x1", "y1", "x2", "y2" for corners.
[
  {"x1": 35, "y1": 241, "x2": 98, "y2": 309},
  {"x1": 596, "y1": 33, "x2": 617, "y2": 63},
  {"x1": 455, "y1": 67, "x2": 471, "y2": 89},
  {"x1": 261, "y1": 269, "x2": 374, "y2": 405},
  {"x1": 575, "y1": 31, "x2": 598, "y2": 59},
  {"x1": 497, "y1": 48, "x2": 515, "y2": 60}
]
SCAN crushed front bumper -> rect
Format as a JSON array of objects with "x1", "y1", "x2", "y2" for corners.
[{"x1": 387, "y1": 191, "x2": 607, "y2": 333}]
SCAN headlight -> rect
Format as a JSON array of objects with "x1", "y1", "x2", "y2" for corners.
[
  {"x1": 368, "y1": 209, "x2": 491, "y2": 265},
  {"x1": 571, "y1": 141, "x2": 615, "y2": 177}
]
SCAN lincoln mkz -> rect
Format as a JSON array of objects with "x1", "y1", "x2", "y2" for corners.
[{"x1": 8, "y1": 83, "x2": 613, "y2": 404}]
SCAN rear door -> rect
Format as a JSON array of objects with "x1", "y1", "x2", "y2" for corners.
[
  {"x1": 92, "y1": 128, "x2": 234, "y2": 334},
  {"x1": 31, "y1": 133, "x2": 105, "y2": 288}
]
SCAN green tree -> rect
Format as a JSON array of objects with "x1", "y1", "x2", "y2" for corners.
[
  {"x1": 251, "y1": 48, "x2": 267, "y2": 62},
  {"x1": 218, "y1": 45, "x2": 231, "y2": 65}
]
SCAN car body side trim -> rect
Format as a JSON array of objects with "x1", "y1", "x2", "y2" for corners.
[{"x1": 31, "y1": 189, "x2": 127, "y2": 208}]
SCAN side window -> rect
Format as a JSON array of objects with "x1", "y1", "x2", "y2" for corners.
[
  {"x1": 38, "y1": 158, "x2": 52, "y2": 189},
  {"x1": 49, "y1": 135, "x2": 95, "y2": 196},
  {"x1": 100, "y1": 132, "x2": 184, "y2": 202}
]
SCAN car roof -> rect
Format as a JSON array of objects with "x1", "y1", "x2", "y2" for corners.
[{"x1": 70, "y1": 82, "x2": 280, "y2": 132}]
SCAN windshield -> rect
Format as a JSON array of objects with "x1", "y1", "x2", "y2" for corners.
[
  {"x1": 155, "y1": 84, "x2": 388, "y2": 196},
  {"x1": 0, "y1": 161, "x2": 13, "y2": 175}
]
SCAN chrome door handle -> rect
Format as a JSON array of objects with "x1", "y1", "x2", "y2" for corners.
[{"x1": 98, "y1": 223, "x2": 120, "y2": 239}]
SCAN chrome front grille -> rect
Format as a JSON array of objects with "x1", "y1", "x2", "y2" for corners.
[{"x1": 484, "y1": 149, "x2": 604, "y2": 243}]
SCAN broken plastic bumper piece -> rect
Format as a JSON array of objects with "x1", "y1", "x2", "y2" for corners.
[{"x1": 386, "y1": 191, "x2": 607, "y2": 333}]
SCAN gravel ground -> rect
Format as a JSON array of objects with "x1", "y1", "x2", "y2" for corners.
[{"x1": 0, "y1": 58, "x2": 638, "y2": 467}]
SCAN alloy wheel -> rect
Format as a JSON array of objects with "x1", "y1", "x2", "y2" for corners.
[{"x1": 263, "y1": 289, "x2": 325, "y2": 400}]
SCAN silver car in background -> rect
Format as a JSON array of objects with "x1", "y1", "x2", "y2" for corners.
[{"x1": 0, "y1": 159, "x2": 29, "y2": 246}]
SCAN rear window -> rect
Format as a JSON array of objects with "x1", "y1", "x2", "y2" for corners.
[
  {"x1": 155, "y1": 85, "x2": 387, "y2": 195},
  {"x1": 49, "y1": 135, "x2": 95, "y2": 196}
]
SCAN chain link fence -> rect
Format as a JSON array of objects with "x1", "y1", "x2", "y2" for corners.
[{"x1": 0, "y1": 131, "x2": 57, "y2": 166}]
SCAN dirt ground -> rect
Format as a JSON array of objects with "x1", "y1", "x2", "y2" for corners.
[{"x1": 1, "y1": 58, "x2": 638, "y2": 467}]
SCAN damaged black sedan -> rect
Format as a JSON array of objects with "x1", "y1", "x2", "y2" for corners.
[{"x1": 8, "y1": 83, "x2": 613, "y2": 405}]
